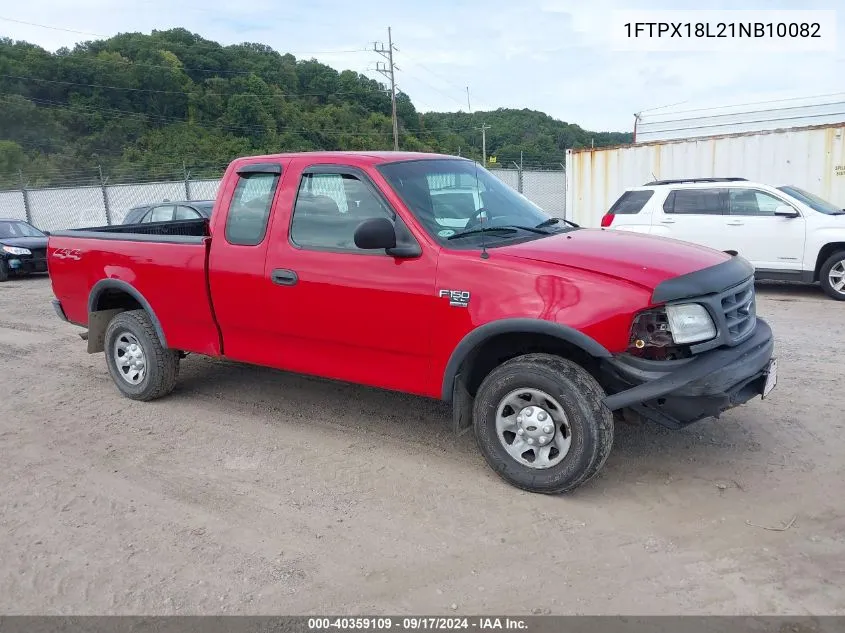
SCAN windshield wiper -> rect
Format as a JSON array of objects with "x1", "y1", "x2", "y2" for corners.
[
  {"x1": 498, "y1": 224, "x2": 552, "y2": 235},
  {"x1": 447, "y1": 224, "x2": 553, "y2": 241},
  {"x1": 447, "y1": 227, "x2": 520, "y2": 240},
  {"x1": 536, "y1": 217, "x2": 580, "y2": 228}
]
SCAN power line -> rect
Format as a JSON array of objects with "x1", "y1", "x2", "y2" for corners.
[
  {"x1": 401, "y1": 53, "x2": 494, "y2": 112},
  {"x1": 131, "y1": 0, "x2": 355, "y2": 28},
  {"x1": 0, "y1": 16, "x2": 103, "y2": 36},
  {"x1": 0, "y1": 92, "x2": 481, "y2": 138},
  {"x1": 0, "y1": 93, "x2": 394, "y2": 137},
  {"x1": 397, "y1": 67, "x2": 467, "y2": 109},
  {"x1": 638, "y1": 92, "x2": 845, "y2": 118},
  {"x1": 7, "y1": 47, "x2": 371, "y2": 77},
  {"x1": 0, "y1": 74, "x2": 390, "y2": 99},
  {"x1": 401, "y1": 55, "x2": 468, "y2": 94},
  {"x1": 0, "y1": 17, "x2": 370, "y2": 58}
]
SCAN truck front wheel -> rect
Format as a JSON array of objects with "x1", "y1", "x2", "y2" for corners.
[
  {"x1": 473, "y1": 353, "x2": 614, "y2": 494},
  {"x1": 104, "y1": 309, "x2": 179, "y2": 401}
]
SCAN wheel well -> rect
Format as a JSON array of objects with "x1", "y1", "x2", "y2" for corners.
[
  {"x1": 93, "y1": 289, "x2": 143, "y2": 313},
  {"x1": 87, "y1": 282, "x2": 167, "y2": 352},
  {"x1": 815, "y1": 243, "x2": 845, "y2": 281},
  {"x1": 458, "y1": 332, "x2": 600, "y2": 397}
]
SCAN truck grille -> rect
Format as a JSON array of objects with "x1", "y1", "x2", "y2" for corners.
[{"x1": 719, "y1": 276, "x2": 756, "y2": 344}]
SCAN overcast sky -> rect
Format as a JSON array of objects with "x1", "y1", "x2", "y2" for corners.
[{"x1": 1, "y1": 0, "x2": 843, "y2": 133}]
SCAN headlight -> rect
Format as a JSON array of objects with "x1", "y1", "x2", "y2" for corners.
[
  {"x1": 2, "y1": 246, "x2": 31, "y2": 256},
  {"x1": 628, "y1": 303, "x2": 716, "y2": 359},
  {"x1": 665, "y1": 304, "x2": 717, "y2": 344}
]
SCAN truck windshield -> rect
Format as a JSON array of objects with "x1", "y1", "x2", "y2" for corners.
[
  {"x1": 777, "y1": 186, "x2": 844, "y2": 215},
  {"x1": 378, "y1": 159, "x2": 568, "y2": 246}
]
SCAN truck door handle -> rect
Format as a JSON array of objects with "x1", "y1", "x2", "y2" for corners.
[
  {"x1": 270, "y1": 269, "x2": 298, "y2": 286},
  {"x1": 660, "y1": 218, "x2": 676, "y2": 224},
  {"x1": 726, "y1": 220, "x2": 744, "y2": 226}
]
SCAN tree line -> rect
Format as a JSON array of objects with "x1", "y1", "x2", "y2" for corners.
[{"x1": 0, "y1": 28, "x2": 632, "y2": 187}]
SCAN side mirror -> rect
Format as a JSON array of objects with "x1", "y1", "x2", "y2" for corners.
[
  {"x1": 42, "y1": 231, "x2": 51, "y2": 236},
  {"x1": 774, "y1": 205, "x2": 799, "y2": 218},
  {"x1": 353, "y1": 217, "x2": 396, "y2": 250}
]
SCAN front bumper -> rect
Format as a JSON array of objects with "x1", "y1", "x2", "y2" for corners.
[
  {"x1": 601, "y1": 318, "x2": 775, "y2": 429},
  {"x1": 5, "y1": 255, "x2": 48, "y2": 274}
]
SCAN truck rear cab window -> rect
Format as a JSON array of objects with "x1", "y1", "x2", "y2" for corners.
[
  {"x1": 663, "y1": 189, "x2": 727, "y2": 215},
  {"x1": 225, "y1": 170, "x2": 280, "y2": 246},
  {"x1": 608, "y1": 190, "x2": 654, "y2": 215}
]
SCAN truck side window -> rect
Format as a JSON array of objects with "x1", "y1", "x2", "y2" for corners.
[
  {"x1": 290, "y1": 172, "x2": 393, "y2": 251},
  {"x1": 225, "y1": 172, "x2": 280, "y2": 246}
]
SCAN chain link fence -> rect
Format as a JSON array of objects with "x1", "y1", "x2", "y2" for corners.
[{"x1": 0, "y1": 162, "x2": 566, "y2": 232}]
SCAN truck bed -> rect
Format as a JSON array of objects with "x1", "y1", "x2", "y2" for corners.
[
  {"x1": 48, "y1": 217, "x2": 221, "y2": 356},
  {"x1": 54, "y1": 217, "x2": 210, "y2": 240}
]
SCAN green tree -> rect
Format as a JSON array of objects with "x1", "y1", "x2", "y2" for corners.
[{"x1": 0, "y1": 30, "x2": 631, "y2": 185}]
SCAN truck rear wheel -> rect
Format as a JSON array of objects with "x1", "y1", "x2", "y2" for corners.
[
  {"x1": 104, "y1": 309, "x2": 179, "y2": 401},
  {"x1": 820, "y1": 251, "x2": 845, "y2": 300},
  {"x1": 473, "y1": 353, "x2": 614, "y2": 494}
]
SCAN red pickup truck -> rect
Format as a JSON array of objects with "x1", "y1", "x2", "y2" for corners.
[{"x1": 48, "y1": 151, "x2": 777, "y2": 494}]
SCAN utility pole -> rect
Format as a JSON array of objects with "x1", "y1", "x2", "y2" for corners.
[
  {"x1": 374, "y1": 27, "x2": 399, "y2": 151},
  {"x1": 477, "y1": 123, "x2": 491, "y2": 164},
  {"x1": 466, "y1": 86, "x2": 471, "y2": 113}
]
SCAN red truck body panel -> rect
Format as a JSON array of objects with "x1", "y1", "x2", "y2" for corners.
[
  {"x1": 48, "y1": 237, "x2": 221, "y2": 356},
  {"x1": 48, "y1": 151, "x2": 732, "y2": 400}
]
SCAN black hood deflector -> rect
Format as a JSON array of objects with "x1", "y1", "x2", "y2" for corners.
[{"x1": 652, "y1": 255, "x2": 754, "y2": 304}]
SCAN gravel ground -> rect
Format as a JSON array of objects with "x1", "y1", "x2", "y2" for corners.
[{"x1": 0, "y1": 276, "x2": 843, "y2": 615}]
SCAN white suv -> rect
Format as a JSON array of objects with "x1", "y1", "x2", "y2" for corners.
[{"x1": 601, "y1": 178, "x2": 845, "y2": 300}]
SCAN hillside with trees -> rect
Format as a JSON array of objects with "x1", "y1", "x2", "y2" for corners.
[{"x1": 0, "y1": 28, "x2": 631, "y2": 186}]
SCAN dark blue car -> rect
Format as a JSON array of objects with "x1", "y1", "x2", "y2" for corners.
[
  {"x1": 0, "y1": 219, "x2": 49, "y2": 282},
  {"x1": 122, "y1": 200, "x2": 214, "y2": 225}
]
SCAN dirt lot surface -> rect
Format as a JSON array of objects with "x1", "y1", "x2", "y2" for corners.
[{"x1": 0, "y1": 276, "x2": 843, "y2": 615}]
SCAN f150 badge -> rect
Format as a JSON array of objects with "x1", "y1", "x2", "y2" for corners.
[{"x1": 439, "y1": 289, "x2": 471, "y2": 308}]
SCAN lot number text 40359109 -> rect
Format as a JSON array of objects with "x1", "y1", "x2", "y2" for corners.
[{"x1": 307, "y1": 618, "x2": 529, "y2": 630}]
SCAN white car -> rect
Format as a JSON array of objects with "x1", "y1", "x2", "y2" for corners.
[
  {"x1": 601, "y1": 178, "x2": 845, "y2": 300},
  {"x1": 430, "y1": 187, "x2": 482, "y2": 231}
]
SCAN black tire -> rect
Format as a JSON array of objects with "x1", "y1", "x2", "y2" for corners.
[
  {"x1": 0, "y1": 260, "x2": 9, "y2": 282},
  {"x1": 819, "y1": 251, "x2": 845, "y2": 301},
  {"x1": 104, "y1": 309, "x2": 179, "y2": 401},
  {"x1": 473, "y1": 353, "x2": 614, "y2": 494}
]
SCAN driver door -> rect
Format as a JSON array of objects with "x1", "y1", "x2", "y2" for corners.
[{"x1": 262, "y1": 162, "x2": 440, "y2": 395}]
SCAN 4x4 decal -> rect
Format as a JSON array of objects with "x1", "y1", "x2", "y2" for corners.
[{"x1": 52, "y1": 248, "x2": 81, "y2": 261}]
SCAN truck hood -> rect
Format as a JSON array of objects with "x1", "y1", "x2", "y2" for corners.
[
  {"x1": 495, "y1": 228, "x2": 731, "y2": 291},
  {"x1": 0, "y1": 236, "x2": 48, "y2": 250}
]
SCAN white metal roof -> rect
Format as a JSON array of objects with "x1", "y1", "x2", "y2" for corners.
[{"x1": 635, "y1": 100, "x2": 845, "y2": 143}]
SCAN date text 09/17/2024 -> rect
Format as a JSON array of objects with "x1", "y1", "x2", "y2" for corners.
[{"x1": 307, "y1": 617, "x2": 528, "y2": 630}]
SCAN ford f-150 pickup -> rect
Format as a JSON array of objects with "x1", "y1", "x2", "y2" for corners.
[{"x1": 48, "y1": 151, "x2": 777, "y2": 494}]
